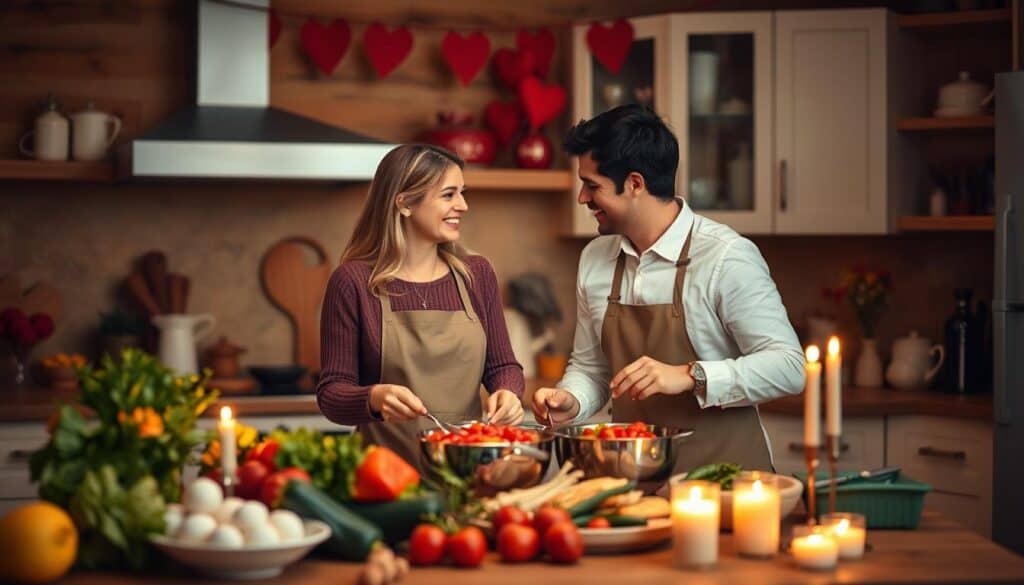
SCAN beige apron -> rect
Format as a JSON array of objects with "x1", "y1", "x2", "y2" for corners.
[
  {"x1": 602, "y1": 228, "x2": 773, "y2": 473},
  {"x1": 358, "y1": 266, "x2": 486, "y2": 474}
]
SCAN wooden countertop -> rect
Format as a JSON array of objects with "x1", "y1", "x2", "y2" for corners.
[{"x1": 54, "y1": 512, "x2": 1024, "y2": 584}]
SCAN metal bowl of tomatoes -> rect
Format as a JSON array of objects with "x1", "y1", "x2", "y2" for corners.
[
  {"x1": 418, "y1": 422, "x2": 555, "y2": 496},
  {"x1": 554, "y1": 422, "x2": 694, "y2": 482}
]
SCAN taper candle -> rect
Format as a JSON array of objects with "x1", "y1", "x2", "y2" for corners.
[
  {"x1": 804, "y1": 345, "x2": 822, "y2": 448},
  {"x1": 218, "y1": 406, "x2": 236, "y2": 487},
  {"x1": 825, "y1": 337, "x2": 842, "y2": 436}
]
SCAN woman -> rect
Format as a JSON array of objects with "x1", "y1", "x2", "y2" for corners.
[{"x1": 316, "y1": 144, "x2": 525, "y2": 472}]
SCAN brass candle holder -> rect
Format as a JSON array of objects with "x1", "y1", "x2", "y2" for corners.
[
  {"x1": 223, "y1": 474, "x2": 236, "y2": 498},
  {"x1": 805, "y1": 444, "x2": 820, "y2": 525},
  {"x1": 826, "y1": 434, "x2": 840, "y2": 513}
]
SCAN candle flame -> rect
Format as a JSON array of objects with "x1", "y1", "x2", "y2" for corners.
[
  {"x1": 836, "y1": 518, "x2": 850, "y2": 534},
  {"x1": 827, "y1": 336, "x2": 840, "y2": 356},
  {"x1": 806, "y1": 345, "x2": 820, "y2": 362},
  {"x1": 807, "y1": 534, "x2": 825, "y2": 545},
  {"x1": 688, "y1": 486, "x2": 702, "y2": 501},
  {"x1": 220, "y1": 406, "x2": 232, "y2": 422},
  {"x1": 752, "y1": 479, "x2": 763, "y2": 493}
]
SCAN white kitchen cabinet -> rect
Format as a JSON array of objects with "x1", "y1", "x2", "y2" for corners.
[
  {"x1": 761, "y1": 412, "x2": 885, "y2": 476},
  {"x1": 0, "y1": 423, "x2": 48, "y2": 516},
  {"x1": 886, "y1": 415, "x2": 992, "y2": 537}
]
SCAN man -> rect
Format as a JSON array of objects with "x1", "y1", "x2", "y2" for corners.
[{"x1": 532, "y1": 105, "x2": 804, "y2": 472}]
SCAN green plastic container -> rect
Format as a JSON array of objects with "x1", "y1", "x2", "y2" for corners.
[{"x1": 793, "y1": 471, "x2": 932, "y2": 529}]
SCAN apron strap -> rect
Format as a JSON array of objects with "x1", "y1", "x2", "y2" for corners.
[
  {"x1": 608, "y1": 251, "x2": 627, "y2": 304},
  {"x1": 672, "y1": 226, "x2": 695, "y2": 318},
  {"x1": 452, "y1": 266, "x2": 478, "y2": 322},
  {"x1": 379, "y1": 289, "x2": 395, "y2": 323}
]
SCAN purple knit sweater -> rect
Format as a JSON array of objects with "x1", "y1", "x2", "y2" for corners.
[{"x1": 316, "y1": 255, "x2": 525, "y2": 426}]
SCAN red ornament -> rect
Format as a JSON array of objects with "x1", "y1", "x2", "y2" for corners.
[
  {"x1": 299, "y1": 18, "x2": 351, "y2": 76},
  {"x1": 493, "y1": 48, "x2": 536, "y2": 92},
  {"x1": 516, "y1": 28, "x2": 556, "y2": 78},
  {"x1": 441, "y1": 31, "x2": 491, "y2": 86},
  {"x1": 363, "y1": 23, "x2": 413, "y2": 78},
  {"x1": 420, "y1": 112, "x2": 497, "y2": 166},
  {"x1": 484, "y1": 99, "x2": 523, "y2": 146},
  {"x1": 518, "y1": 76, "x2": 566, "y2": 130},
  {"x1": 586, "y1": 19, "x2": 634, "y2": 75},
  {"x1": 515, "y1": 131, "x2": 553, "y2": 169},
  {"x1": 269, "y1": 9, "x2": 282, "y2": 49}
]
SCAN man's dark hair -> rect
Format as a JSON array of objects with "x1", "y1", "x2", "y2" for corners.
[{"x1": 563, "y1": 104, "x2": 678, "y2": 200}]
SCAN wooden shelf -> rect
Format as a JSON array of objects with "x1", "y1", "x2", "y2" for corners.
[
  {"x1": 0, "y1": 159, "x2": 114, "y2": 182},
  {"x1": 896, "y1": 116, "x2": 994, "y2": 131},
  {"x1": 897, "y1": 8, "x2": 1011, "y2": 31},
  {"x1": 462, "y1": 168, "x2": 571, "y2": 191},
  {"x1": 897, "y1": 215, "x2": 994, "y2": 232}
]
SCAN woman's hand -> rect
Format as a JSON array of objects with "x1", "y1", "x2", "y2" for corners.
[
  {"x1": 485, "y1": 390, "x2": 524, "y2": 426},
  {"x1": 369, "y1": 384, "x2": 427, "y2": 422}
]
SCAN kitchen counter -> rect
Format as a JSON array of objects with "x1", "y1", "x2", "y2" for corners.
[{"x1": 54, "y1": 512, "x2": 1024, "y2": 584}]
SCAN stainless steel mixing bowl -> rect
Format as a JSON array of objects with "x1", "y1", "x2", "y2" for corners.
[{"x1": 554, "y1": 423, "x2": 694, "y2": 481}]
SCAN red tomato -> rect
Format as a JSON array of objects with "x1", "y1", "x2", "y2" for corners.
[
  {"x1": 493, "y1": 506, "x2": 530, "y2": 533},
  {"x1": 581, "y1": 428, "x2": 597, "y2": 438},
  {"x1": 586, "y1": 517, "x2": 611, "y2": 529},
  {"x1": 533, "y1": 506, "x2": 572, "y2": 538},
  {"x1": 236, "y1": 460, "x2": 270, "y2": 500},
  {"x1": 408, "y1": 524, "x2": 447, "y2": 566},
  {"x1": 259, "y1": 467, "x2": 311, "y2": 508},
  {"x1": 447, "y1": 526, "x2": 487, "y2": 568},
  {"x1": 544, "y1": 521, "x2": 584, "y2": 563},
  {"x1": 497, "y1": 523, "x2": 540, "y2": 563},
  {"x1": 598, "y1": 428, "x2": 617, "y2": 440}
]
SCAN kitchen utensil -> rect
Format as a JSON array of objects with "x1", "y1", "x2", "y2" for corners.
[
  {"x1": 422, "y1": 409, "x2": 455, "y2": 432},
  {"x1": 18, "y1": 93, "x2": 68, "y2": 161},
  {"x1": 126, "y1": 271, "x2": 161, "y2": 316},
  {"x1": 554, "y1": 423, "x2": 694, "y2": 481},
  {"x1": 886, "y1": 331, "x2": 945, "y2": 389},
  {"x1": 260, "y1": 237, "x2": 332, "y2": 376},
  {"x1": 579, "y1": 517, "x2": 672, "y2": 554},
  {"x1": 141, "y1": 251, "x2": 170, "y2": 314},
  {"x1": 152, "y1": 313, "x2": 216, "y2": 375},
  {"x1": 816, "y1": 466, "x2": 902, "y2": 488},
  {"x1": 167, "y1": 273, "x2": 190, "y2": 313},
  {"x1": 248, "y1": 365, "x2": 308, "y2": 395},
  {"x1": 69, "y1": 102, "x2": 121, "y2": 161}
]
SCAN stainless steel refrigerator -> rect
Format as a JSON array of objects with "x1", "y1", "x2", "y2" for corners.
[{"x1": 993, "y1": 70, "x2": 1024, "y2": 554}]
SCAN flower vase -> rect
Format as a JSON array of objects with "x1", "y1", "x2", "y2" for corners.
[
  {"x1": 854, "y1": 338, "x2": 883, "y2": 388},
  {"x1": 2, "y1": 346, "x2": 31, "y2": 388}
]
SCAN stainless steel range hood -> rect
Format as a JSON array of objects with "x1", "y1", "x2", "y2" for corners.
[{"x1": 127, "y1": 0, "x2": 394, "y2": 180}]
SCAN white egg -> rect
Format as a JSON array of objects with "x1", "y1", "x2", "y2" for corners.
[
  {"x1": 243, "y1": 521, "x2": 281, "y2": 546},
  {"x1": 269, "y1": 509, "x2": 304, "y2": 542},
  {"x1": 231, "y1": 500, "x2": 269, "y2": 532},
  {"x1": 176, "y1": 513, "x2": 217, "y2": 542},
  {"x1": 214, "y1": 497, "x2": 245, "y2": 524},
  {"x1": 163, "y1": 503, "x2": 184, "y2": 535},
  {"x1": 183, "y1": 477, "x2": 223, "y2": 514},
  {"x1": 207, "y1": 524, "x2": 245, "y2": 548}
]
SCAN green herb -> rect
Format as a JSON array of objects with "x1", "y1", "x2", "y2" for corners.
[
  {"x1": 269, "y1": 429, "x2": 369, "y2": 502},
  {"x1": 686, "y1": 462, "x2": 743, "y2": 490}
]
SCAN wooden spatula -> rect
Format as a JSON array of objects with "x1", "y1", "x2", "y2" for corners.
[{"x1": 260, "y1": 237, "x2": 332, "y2": 375}]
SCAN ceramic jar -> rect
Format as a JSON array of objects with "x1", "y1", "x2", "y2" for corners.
[
  {"x1": 19, "y1": 94, "x2": 69, "y2": 161},
  {"x1": 515, "y1": 131, "x2": 553, "y2": 169},
  {"x1": 886, "y1": 330, "x2": 945, "y2": 390},
  {"x1": 420, "y1": 111, "x2": 497, "y2": 165},
  {"x1": 935, "y1": 72, "x2": 990, "y2": 117}
]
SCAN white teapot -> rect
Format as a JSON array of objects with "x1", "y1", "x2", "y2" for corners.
[{"x1": 885, "y1": 330, "x2": 945, "y2": 390}]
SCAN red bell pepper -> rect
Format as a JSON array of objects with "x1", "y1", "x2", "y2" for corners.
[{"x1": 352, "y1": 446, "x2": 419, "y2": 502}]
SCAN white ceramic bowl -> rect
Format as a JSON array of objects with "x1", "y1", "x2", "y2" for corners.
[
  {"x1": 667, "y1": 473, "x2": 803, "y2": 530},
  {"x1": 150, "y1": 520, "x2": 330, "y2": 579}
]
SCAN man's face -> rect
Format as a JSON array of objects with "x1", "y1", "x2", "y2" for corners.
[{"x1": 576, "y1": 152, "x2": 632, "y2": 235}]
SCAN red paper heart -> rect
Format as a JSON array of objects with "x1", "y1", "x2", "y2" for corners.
[
  {"x1": 484, "y1": 99, "x2": 523, "y2": 146},
  {"x1": 586, "y1": 19, "x2": 634, "y2": 75},
  {"x1": 518, "y1": 76, "x2": 566, "y2": 130},
  {"x1": 299, "y1": 18, "x2": 350, "y2": 76},
  {"x1": 441, "y1": 31, "x2": 491, "y2": 86},
  {"x1": 516, "y1": 28, "x2": 556, "y2": 78},
  {"x1": 493, "y1": 48, "x2": 536, "y2": 92},
  {"x1": 269, "y1": 9, "x2": 282, "y2": 49},
  {"x1": 363, "y1": 23, "x2": 413, "y2": 78}
]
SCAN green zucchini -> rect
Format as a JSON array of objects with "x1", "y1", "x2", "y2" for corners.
[
  {"x1": 574, "y1": 514, "x2": 649, "y2": 528},
  {"x1": 567, "y1": 481, "x2": 636, "y2": 518},
  {"x1": 347, "y1": 492, "x2": 444, "y2": 545},
  {"x1": 283, "y1": 480, "x2": 382, "y2": 561}
]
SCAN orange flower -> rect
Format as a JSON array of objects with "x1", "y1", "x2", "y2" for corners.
[{"x1": 118, "y1": 407, "x2": 164, "y2": 438}]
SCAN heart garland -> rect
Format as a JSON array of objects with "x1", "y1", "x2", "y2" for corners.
[
  {"x1": 441, "y1": 31, "x2": 491, "y2": 86},
  {"x1": 516, "y1": 28, "x2": 556, "y2": 78},
  {"x1": 269, "y1": 9, "x2": 282, "y2": 49},
  {"x1": 363, "y1": 22, "x2": 413, "y2": 78},
  {"x1": 484, "y1": 99, "x2": 523, "y2": 145},
  {"x1": 518, "y1": 76, "x2": 566, "y2": 130},
  {"x1": 586, "y1": 19, "x2": 634, "y2": 75},
  {"x1": 299, "y1": 18, "x2": 351, "y2": 76},
  {"x1": 492, "y1": 48, "x2": 536, "y2": 92}
]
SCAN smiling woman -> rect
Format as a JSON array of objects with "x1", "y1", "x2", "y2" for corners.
[{"x1": 316, "y1": 144, "x2": 526, "y2": 474}]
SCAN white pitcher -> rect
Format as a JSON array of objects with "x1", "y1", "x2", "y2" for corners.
[
  {"x1": 152, "y1": 314, "x2": 216, "y2": 375},
  {"x1": 70, "y1": 102, "x2": 121, "y2": 161},
  {"x1": 886, "y1": 330, "x2": 945, "y2": 390}
]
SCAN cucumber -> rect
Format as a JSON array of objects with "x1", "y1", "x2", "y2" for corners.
[
  {"x1": 348, "y1": 492, "x2": 444, "y2": 545},
  {"x1": 283, "y1": 480, "x2": 382, "y2": 561},
  {"x1": 568, "y1": 481, "x2": 636, "y2": 518},
  {"x1": 574, "y1": 514, "x2": 649, "y2": 528}
]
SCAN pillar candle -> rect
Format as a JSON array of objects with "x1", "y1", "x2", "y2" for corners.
[
  {"x1": 822, "y1": 513, "x2": 866, "y2": 560},
  {"x1": 804, "y1": 345, "x2": 822, "y2": 448},
  {"x1": 218, "y1": 406, "x2": 236, "y2": 483},
  {"x1": 732, "y1": 472, "x2": 780, "y2": 558},
  {"x1": 791, "y1": 525, "x2": 838, "y2": 570},
  {"x1": 825, "y1": 337, "x2": 842, "y2": 436},
  {"x1": 671, "y1": 479, "x2": 720, "y2": 569}
]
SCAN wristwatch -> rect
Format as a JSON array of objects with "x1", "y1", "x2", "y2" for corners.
[{"x1": 688, "y1": 361, "x2": 707, "y2": 398}]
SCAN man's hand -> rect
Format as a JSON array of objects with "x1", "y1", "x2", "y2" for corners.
[
  {"x1": 368, "y1": 384, "x2": 426, "y2": 422},
  {"x1": 530, "y1": 387, "x2": 581, "y2": 426},
  {"x1": 610, "y1": 356, "x2": 694, "y2": 400},
  {"x1": 486, "y1": 390, "x2": 525, "y2": 425}
]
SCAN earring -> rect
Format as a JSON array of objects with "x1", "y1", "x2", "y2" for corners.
[{"x1": 401, "y1": 208, "x2": 411, "y2": 217}]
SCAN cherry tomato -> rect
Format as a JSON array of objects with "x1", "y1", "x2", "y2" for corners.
[
  {"x1": 259, "y1": 467, "x2": 310, "y2": 508},
  {"x1": 533, "y1": 506, "x2": 572, "y2": 537},
  {"x1": 493, "y1": 505, "x2": 530, "y2": 533},
  {"x1": 586, "y1": 516, "x2": 611, "y2": 529},
  {"x1": 497, "y1": 523, "x2": 540, "y2": 563},
  {"x1": 599, "y1": 428, "x2": 617, "y2": 440},
  {"x1": 447, "y1": 526, "x2": 487, "y2": 568},
  {"x1": 544, "y1": 521, "x2": 584, "y2": 564},
  {"x1": 409, "y1": 524, "x2": 447, "y2": 566}
]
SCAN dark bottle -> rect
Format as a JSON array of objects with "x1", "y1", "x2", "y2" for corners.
[{"x1": 941, "y1": 288, "x2": 977, "y2": 393}]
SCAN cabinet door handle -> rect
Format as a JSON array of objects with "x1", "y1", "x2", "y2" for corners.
[
  {"x1": 788, "y1": 442, "x2": 850, "y2": 454},
  {"x1": 7, "y1": 449, "x2": 33, "y2": 463},
  {"x1": 917, "y1": 446, "x2": 966, "y2": 461},
  {"x1": 778, "y1": 159, "x2": 788, "y2": 211}
]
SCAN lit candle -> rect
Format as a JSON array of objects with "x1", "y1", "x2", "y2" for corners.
[
  {"x1": 791, "y1": 525, "x2": 839, "y2": 570},
  {"x1": 825, "y1": 337, "x2": 842, "y2": 437},
  {"x1": 804, "y1": 345, "x2": 822, "y2": 448},
  {"x1": 671, "y1": 479, "x2": 720, "y2": 569},
  {"x1": 218, "y1": 406, "x2": 236, "y2": 487},
  {"x1": 822, "y1": 513, "x2": 866, "y2": 560},
  {"x1": 732, "y1": 472, "x2": 780, "y2": 558}
]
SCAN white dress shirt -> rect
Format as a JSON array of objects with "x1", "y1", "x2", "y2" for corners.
[{"x1": 558, "y1": 200, "x2": 805, "y2": 424}]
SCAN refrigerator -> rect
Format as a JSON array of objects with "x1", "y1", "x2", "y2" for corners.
[{"x1": 993, "y1": 70, "x2": 1024, "y2": 554}]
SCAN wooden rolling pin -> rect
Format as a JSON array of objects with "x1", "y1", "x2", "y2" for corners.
[{"x1": 127, "y1": 271, "x2": 161, "y2": 316}]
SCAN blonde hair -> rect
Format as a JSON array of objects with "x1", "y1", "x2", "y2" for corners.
[{"x1": 341, "y1": 144, "x2": 473, "y2": 297}]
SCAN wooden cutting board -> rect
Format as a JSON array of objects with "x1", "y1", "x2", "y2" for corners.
[
  {"x1": 0, "y1": 273, "x2": 62, "y2": 322},
  {"x1": 260, "y1": 237, "x2": 332, "y2": 375}
]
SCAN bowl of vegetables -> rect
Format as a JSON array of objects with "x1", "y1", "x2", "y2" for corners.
[
  {"x1": 668, "y1": 463, "x2": 803, "y2": 529},
  {"x1": 554, "y1": 422, "x2": 694, "y2": 481}
]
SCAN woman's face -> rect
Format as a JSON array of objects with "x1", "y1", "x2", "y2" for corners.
[{"x1": 404, "y1": 165, "x2": 467, "y2": 245}]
